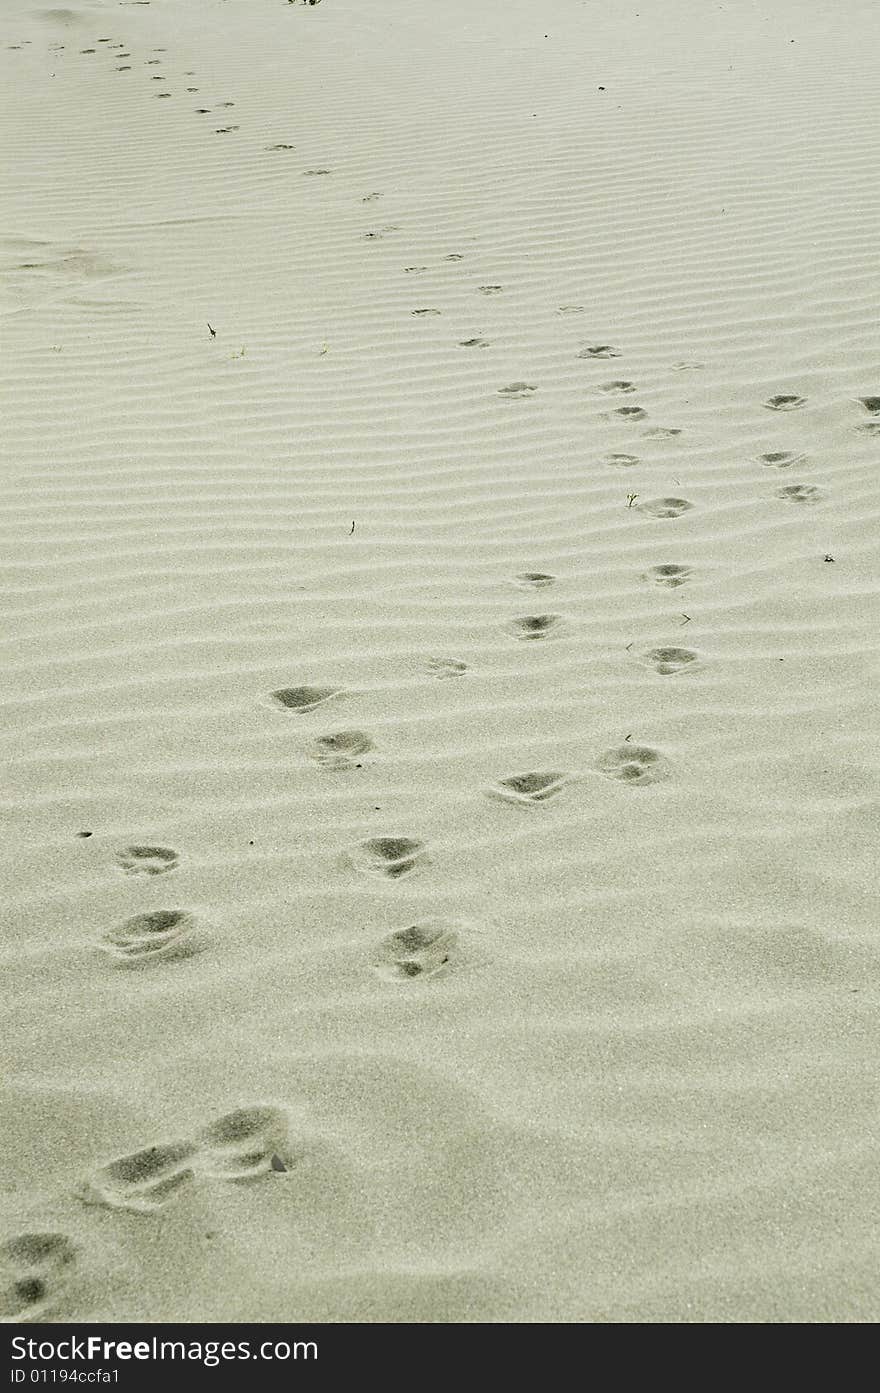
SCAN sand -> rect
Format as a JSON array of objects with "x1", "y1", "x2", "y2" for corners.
[{"x1": 1, "y1": 0, "x2": 879, "y2": 1324}]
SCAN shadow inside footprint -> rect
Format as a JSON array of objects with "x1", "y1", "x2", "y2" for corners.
[
  {"x1": 351, "y1": 837, "x2": 425, "y2": 879},
  {"x1": 508, "y1": 614, "x2": 562, "y2": 640},
  {"x1": 858, "y1": 396, "x2": 880, "y2": 415},
  {"x1": 489, "y1": 771, "x2": 568, "y2": 805},
  {"x1": 595, "y1": 744, "x2": 670, "y2": 785},
  {"x1": 599, "y1": 380, "x2": 636, "y2": 394},
  {"x1": 763, "y1": 394, "x2": 806, "y2": 411},
  {"x1": 424, "y1": 657, "x2": 467, "y2": 678},
  {"x1": 308, "y1": 730, "x2": 374, "y2": 770},
  {"x1": 759, "y1": 450, "x2": 803, "y2": 468},
  {"x1": 776, "y1": 483, "x2": 822, "y2": 504},
  {"x1": 600, "y1": 452, "x2": 640, "y2": 468},
  {"x1": 99, "y1": 910, "x2": 205, "y2": 967},
  {"x1": 513, "y1": 572, "x2": 555, "y2": 589},
  {"x1": 78, "y1": 1141, "x2": 196, "y2": 1214},
  {"x1": 195, "y1": 1106, "x2": 290, "y2": 1181},
  {"x1": 374, "y1": 921, "x2": 458, "y2": 981},
  {"x1": 643, "y1": 563, "x2": 691, "y2": 587},
  {"x1": 643, "y1": 646, "x2": 698, "y2": 675},
  {"x1": 612, "y1": 405, "x2": 647, "y2": 420},
  {"x1": 577, "y1": 345, "x2": 620, "y2": 359},
  {"x1": 116, "y1": 845, "x2": 178, "y2": 876},
  {"x1": 272, "y1": 685, "x2": 340, "y2": 713},
  {"x1": 0, "y1": 1232, "x2": 77, "y2": 1322},
  {"x1": 637, "y1": 497, "x2": 693, "y2": 519}
]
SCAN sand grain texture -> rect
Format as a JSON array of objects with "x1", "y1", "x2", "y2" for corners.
[{"x1": 2, "y1": 0, "x2": 879, "y2": 1322}]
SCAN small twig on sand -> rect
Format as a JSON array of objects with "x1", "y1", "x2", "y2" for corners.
[
  {"x1": 349, "y1": 521, "x2": 355, "y2": 535},
  {"x1": 207, "y1": 323, "x2": 216, "y2": 338}
]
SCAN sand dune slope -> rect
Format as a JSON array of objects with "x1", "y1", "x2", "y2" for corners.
[{"x1": 2, "y1": 0, "x2": 879, "y2": 1322}]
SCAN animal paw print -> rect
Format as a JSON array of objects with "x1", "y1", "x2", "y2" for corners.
[
  {"x1": 351, "y1": 837, "x2": 425, "y2": 879},
  {"x1": 489, "y1": 771, "x2": 568, "y2": 805},
  {"x1": 637, "y1": 497, "x2": 693, "y2": 519},
  {"x1": 763, "y1": 394, "x2": 806, "y2": 411},
  {"x1": 424, "y1": 657, "x2": 467, "y2": 678},
  {"x1": 1, "y1": 1233, "x2": 77, "y2": 1322},
  {"x1": 272, "y1": 685, "x2": 341, "y2": 713},
  {"x1": 643, "y1": 563, "x2": 691, "y2": 587},
  {"x1": 78, "y1": 1141, "x2": 197, "y2": 1213},
  {"x1": 195, "y1": 1106, "x2": 291, "y2": 1181},
  {"x1": 373, "y1": 921, "x2": 458, "y2": 981},
  {"x1": 643, "y1": 646, "x2": 697, "y2": 675},
  {"x1": 497, "y1": 382, "x2": 537, "y2": 397},
  {"x1": 116, "y1": 845, "x2": 178, "y2": 876},
  {"x1": 776, "y1": 483, "x2": 822, "y2": 504},
  {"x1": 577, "y1": 345, "x2": 620, "y2": 359},
  {"x1": 595, "y1": 743, "x2": 670, "y2": 785},
  {"x1": 308, "y1": 730, "x2": 374, "y2": 770},
  {"x1": 99, "y1": 910, "x2": 206, "y2": 966},
  {"x1": 507, "y1": 614, "x2": 562, "y2": 640}
]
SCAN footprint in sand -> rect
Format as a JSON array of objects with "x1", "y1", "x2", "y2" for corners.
[
  {"x1": 595, "y1": 743, "x2": 670, "y2": 785},
  {"x1": 507, "y1": 614, "x2": 562, "y2": 640},
  {"x1": 267, "y1": 143, "x2": 295, "y2": 150},
  {"x1": 577, "y1": 345, "x2": 620, "y2": 359},
  {"x1": 512, "y1": 571, "x2": 555, "y2": 589},
  {"x1": 611, "y1": 405, "x2": 647, "y2": 421},
  {"x1": 759, "y1": 450, "x2": 804, "y2": 468},
  {"x1": 99, "y1": 910, "x2": 206, "y2": 967},
  {"x1": 362, "y1": 192, "x2": 382, "y2": 202},
  {"x1": 776, "y1": 483, "x2": 822, "y2": 504},
  {"x1": 271, "y1": 685, "x2": 341, "y2": 713},
  {"x1": 600, "y1": 452, "x2": 640, "y2": 468},
  {"x1": 642, "y1": 646, "x2": 698, "y2": 676},
  {"x1": 637, "y1": 497, "x2": 693, "y2": 519},
  {"x1": 373, "y1": 921, "x2": 458, "y2": 981},
  {"x1": 764, "y1": 393, "x2": 806, "y2": 411},
  {"x1": 411, "y1": 308, "x2": 441, "y2": 316},
  {"x1": 404, "y1": 265, "x2": 428, "y2": 273},
  {"x1": 858, "y1": 396, "x2": 880, "y2": 415},
  {"x1": 498, "y1": 382, "x2": 537, "y2": 398},
  {"x1": 78, "y1": 1141, "x2": 197, "y2": 1213},
  {"x1": 307, "y1": 730, "x2": 374, "y2": 770},
  {"x1": 215, "y1": 126, "x2": 239, "y2": 134},
  {"x1": 350, "y1": 837, "x2": 425, "y2": 880},
  {"x1": 424, "y1": 657, "x2": 467, "y2": 678},
  {"x1": 459, "y1": 337, "x2": 490, "y2": 348},
  {"x1": 302, "y1": 168, "x2": 331, "y2": 176},
  {"x1": 477, "y1": 284, "x2": 503, "y2": 295},
  {"x1": 0, "y1": 1232, "x2": 78, "y2": 1323},
  {"x1": 488, "y1": 772, "x2": 568, "y2": 805},
  {"x1": 643, "y1": 426, "x2": 683, "y2": 438},
  {"x1": 599, "y1": 380, "x2": 636, "y2": 395},
  {"x1": 444, "y1": 253, "x2": 464, "y2": 261},
  {"x1": 116, "y1": 845, "x2": 178, "y2": 876},
  {"x1": 643, "y1": 562, "x2": 691, "y2": 588},
  {"x1": 195, "y1": 1106, "x2": 291, "y2": 1181}
]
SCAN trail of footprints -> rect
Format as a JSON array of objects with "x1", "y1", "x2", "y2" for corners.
[{"x1": 5, "y1": 5, "x2": 862, "y2": 1324}]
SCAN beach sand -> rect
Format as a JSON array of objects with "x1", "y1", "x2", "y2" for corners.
[{"x1": 1, "y1": 0, "x2": 879, "y2": 1322}]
